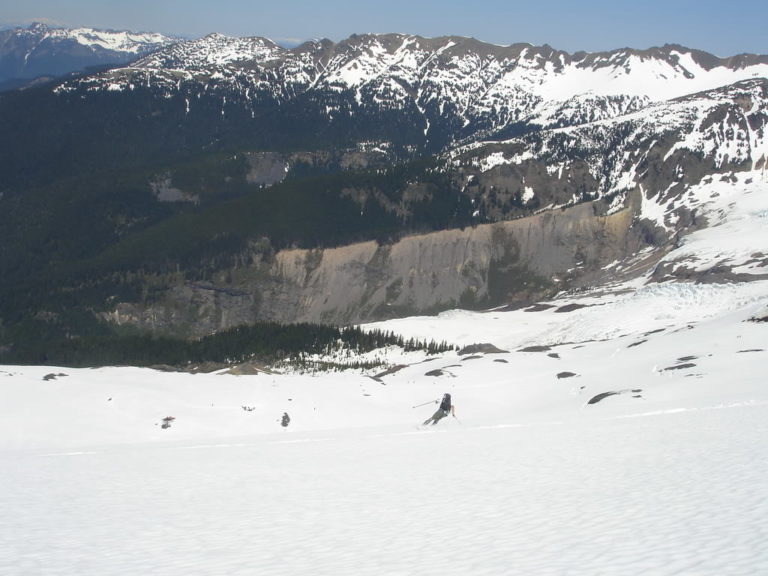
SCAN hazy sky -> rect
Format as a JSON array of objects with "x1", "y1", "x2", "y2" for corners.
[{"x1": 2, "y1": 0, "x2": 766, "y2": 56}]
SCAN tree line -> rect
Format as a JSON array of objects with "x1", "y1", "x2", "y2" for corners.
[{"x1": 0, "y1": 318, "x2": 454, "y2": 369}]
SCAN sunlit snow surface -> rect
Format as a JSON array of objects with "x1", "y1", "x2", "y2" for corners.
[
  {"x1": 29, "y1": 25, "x2": 174, "y2": 54},
  {"x1": 2, "y1": 175, "x2": 768, "y2": 574}
]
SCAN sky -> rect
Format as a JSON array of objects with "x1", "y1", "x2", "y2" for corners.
[{"x1": 1, "y1": 0, "x2": 767, "y2": 56}]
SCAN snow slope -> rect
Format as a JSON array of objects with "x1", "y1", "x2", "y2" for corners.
[
  {"x1": 8, "y1": 23, "x2": 175, "y2": 57},
  {"x1": 48, "y1": 27, "x2": 174, "y2": 54},
  {"x1": 1, "y1": 174, "x2": 768, "y2": 574}
]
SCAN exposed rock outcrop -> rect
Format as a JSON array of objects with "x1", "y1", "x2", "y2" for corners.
[{"x1": 107, "y1": 191, "x2": 653, "y2": 336}]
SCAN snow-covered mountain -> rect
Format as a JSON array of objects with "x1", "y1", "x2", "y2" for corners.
[
  {"x1": 0, "y1": 22, "x2": 177, "y2": 87},
  {"x1": 2, "y1": 30, "x2": 767, "y2": 342},
  {"x1": 44, "y1": 32, "x2": 768, "y2": 331},
  {"x1": 453, "y1": 78, "x2": 768, "y2": 228},
  {"x1": 68, "y1": 33, "x2": 768, "y2": 145},
  {"x1": 60, "y1": 32, "x2": 768, "y2": 218}
]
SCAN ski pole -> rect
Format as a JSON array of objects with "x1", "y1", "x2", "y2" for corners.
[{"x1": 412, "y1": 400, "x2": 437, "y2": 409}]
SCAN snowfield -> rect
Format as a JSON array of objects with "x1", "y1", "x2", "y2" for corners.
[{"x1": 2, "y1": 174, "x2": 768, "y2": 574}]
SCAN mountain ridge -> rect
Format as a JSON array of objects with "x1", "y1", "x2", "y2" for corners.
[
  {"x1": 0, "y1": 22, "x2": 177, "y2": 88},
  {"x1": 64, "y1": 31, "x2": 767, "y2": 152},
  {"x1": 0, "y1": 25, "x2": 767, "y2": 361}
]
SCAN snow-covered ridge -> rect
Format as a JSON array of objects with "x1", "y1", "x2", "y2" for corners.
[
  {"x1": 468, "y1": 79, "x2": 768, "y2": 171},
  {"x1": 66, "y1": 32, "x2": 768, "y2": 149},
  {"x1": 134, "y1": 33, "x2": 282, "y2": 69},
  {"x1": 44, "y1": 26, "x2": 173, "y2": 54},
  {"x1": 8, "y1": 22, "x2": 176, "y2": 55},
  {"x1": 450, "y1": 77, "x2": 768, "y2": 226},
  {"x1": 51, "y1": 31, "x2": 768, "y2": 256},
  {"x1": 0, "y1": 22, "x2": 178, "y2": 85},
  {"x1": 124, "y1": 33, "x2": 768, "y2": 102}
]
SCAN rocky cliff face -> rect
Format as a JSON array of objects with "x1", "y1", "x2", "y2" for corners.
[
  {"x1": 100, "y1": 77, "x2": 768, "y2": 335},
  {"x1": 97, "y1": 73, "x2": 767, "y2": 337},
  {"x1": 107, "y1": 191, "x2": 646, "y2": 336}
]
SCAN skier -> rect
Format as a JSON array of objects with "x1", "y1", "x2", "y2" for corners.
[
  {"x1": 422, "y1": 393, "x2": 455, "y2": 425},
  {"x1": 281, "y1": 412, "x2": 291, "y2": 427}
]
